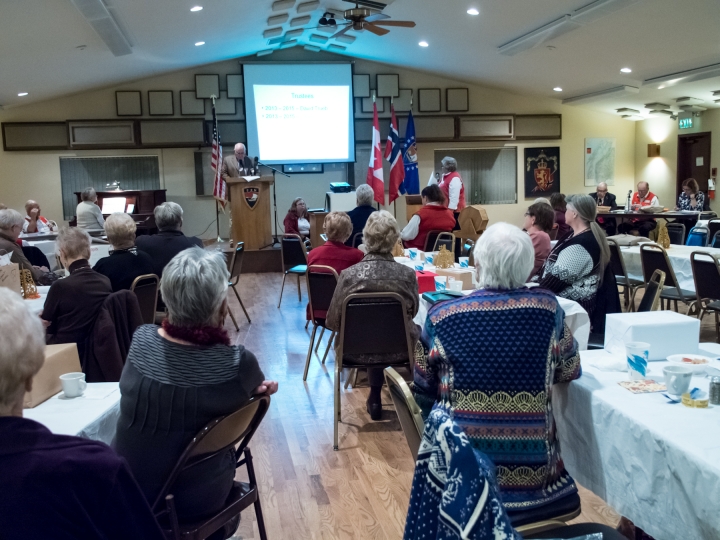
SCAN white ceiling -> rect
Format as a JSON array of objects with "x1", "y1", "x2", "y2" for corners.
[{"x1": 1, "y1": 0, "x2": 719, "y2": 120}]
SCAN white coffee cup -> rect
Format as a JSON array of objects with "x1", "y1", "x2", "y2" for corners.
[
  {"x1": 449, "y1": 280, "x2": 463, "y2": 292},
  {"x1": 663, "y1": 365, "x2": 693, "y2": 396},
  {"x1": 626, "y1": 341, "x2": 649, "y2": 380},
  {"x1": 434, "y1": 276, "x2": 447, "y2": 291},
  {"x1": 60, "y1": 372, "x2": 87, "y2": 398},
  {"x1": 459, "y1": 257, "x2": 469, "y2": 268}
]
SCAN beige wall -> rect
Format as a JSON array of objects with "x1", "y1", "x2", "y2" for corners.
[{"x1": 0, "y1": 50, "x2": 636, "y2": 238}]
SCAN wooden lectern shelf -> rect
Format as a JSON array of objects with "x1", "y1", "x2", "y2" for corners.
[{"x1": 225, "y1": 175, "x2": 274, "y2": 251}]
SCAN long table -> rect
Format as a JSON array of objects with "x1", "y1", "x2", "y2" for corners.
[
  {"x1": 554, "y1": 349, "x2": 720, "y2": 540},
  {"x1": 600, "y1": 210, "x2": 704, "y2": 224}
]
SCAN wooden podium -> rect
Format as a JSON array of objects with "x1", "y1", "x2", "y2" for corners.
[{"x1": 226, "y1": 176, "x2": 274, "y2": 250}]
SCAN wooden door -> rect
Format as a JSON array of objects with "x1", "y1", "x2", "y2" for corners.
[{"x1": 677, "y1": 132, "x2": 711, "y2": 206}]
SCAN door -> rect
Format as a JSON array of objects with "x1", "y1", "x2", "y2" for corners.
[{"x1": 677, "y1": 132, "x2": 711, "y2": 207}]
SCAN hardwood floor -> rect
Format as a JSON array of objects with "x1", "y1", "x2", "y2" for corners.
[{"x1": 224, "y1": 274, "x2": 716, "y2": 539}]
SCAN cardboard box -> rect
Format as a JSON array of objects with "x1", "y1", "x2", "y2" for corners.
[
  {"x1": 0, "y1": 262, "x2": 21, "y2": 295},
  {"x1": 415, "y1": 270, "x2": 438, "y2": 294},
  {"x1": 434, "y1": 267, "x2": 474, "y2": 290},
  {"x1": 604, "y1": 311, "x2": 700, "y2": 361},
  {"x1": 23, "y1": 343, "x2": 82, "y2": 408}
]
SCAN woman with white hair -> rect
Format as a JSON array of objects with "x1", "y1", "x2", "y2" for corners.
[
  {"x1": 42, "y1": 227, "x2": 112, "y2": 359},
  {"x1": 345, "y1": 183, "x2": 376, "y2": 246},
  {"x1": 412, "y1": 222, "x2": 581, "y2": 517},
  {"x1": 94, "y1": 212, "x2": 154, "y2": 291},
  {"x1": 429, "y1": 156, "x2": 466, "y2": 226},
  {"x1": 75, "y1": 187, "x2": 105, "y2": 230},
  {"x1": 0, "y1": 208, "x2": 50, "y2": 284},
  {"x1": 0, "y1": 289, "x2": 165, "y2": 539},
  {"x1": 326, "y1": 210, "x2": 419, "y2": 420},
  {"x1": 113, "y1": 247, "x2": 277, "y2": 533}
]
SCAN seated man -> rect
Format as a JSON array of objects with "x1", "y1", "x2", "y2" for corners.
[
  {"x1": 618, "y1": 181, "x2": 660, "y2": 238},
  {"x1": 589, "y1": 182, "x2": 617, "y2": 236},
  {"x1": 0, "y1": 288, "x2": 164, "y2": 539},
  {"x1": 22, "y1": 200, "x2": 54, "y2": 234},
  {"x1": 135, "y1": 202, "x2": 203, "y2": 278},
  {"x1": 0, "y1": 209, "x2": 51, "y2": 284},
  {"x1": 344, "y1": 184, "x2": 376, "y2": 247},
  {"x1": 400, "y1": 185, "x2": 455, "y2": 250}
]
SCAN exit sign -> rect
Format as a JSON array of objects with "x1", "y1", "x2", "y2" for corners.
[{"x1": 679, "y1": 117, "x2": 693, "y2": 129}]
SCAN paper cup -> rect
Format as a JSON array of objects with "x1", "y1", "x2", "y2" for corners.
[
  {"x1": 414, "y1": 262, "x2": 425, "y2": 271},
  {"x1": 434, "y1": 276, "x2": 447, "y2": 291},
  {"x1": 626, "y1": 341, "x2": 649, "y2": 380},
  {"x1": 459, "y1": 257, "x2": 469, "y2": 268},
  {"x1": 425, "y1": 254, "x2": 434, "y2": 265},
  {"x1": 409, "y1": 249, "x2": 418, "y2": 260},
  {"x1": 449, "y1": 280, "x2": 463, "y2": 292}
]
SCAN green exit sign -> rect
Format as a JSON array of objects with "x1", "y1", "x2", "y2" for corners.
[{"x1": 679, "y1": 117, "x2": 693, "y2": 129}]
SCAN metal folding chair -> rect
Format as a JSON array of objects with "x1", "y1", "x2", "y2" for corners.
[
  {"x1": 691, "y1": 251, "x2": 720, "y2": 342},
  {"x1": 227, "y1": 242, "x2": 251, "y2": 328},
  {"x1": 278, "y1": 234, "x2": 308, "y2": 308},
  {"x1": 304, "y1": 265, "x2": 339, "y2": 381},
  {"x1": 639, "y1": 243, "x2": 696, "y2": 312}
]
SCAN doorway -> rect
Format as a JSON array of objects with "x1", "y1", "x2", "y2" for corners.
[{"x1": 677, "y1": 131, "x2": 711, "y2": 208}]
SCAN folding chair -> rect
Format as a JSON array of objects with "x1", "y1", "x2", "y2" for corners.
[
  {"x1": 130, "y1": 274, "x2": 160, "y2": 325},
  {"x1": 711, "y1": 230, "x2": 720, "y2": 249},
  {"x1": 707, "y1": 219, "x2": 720, "y2": 244},
  {"x1": 666, "y1": 222, "x2": 686, "y2": 245},
  {"x1": 278, "y1": 234, "x2": 308, "y2": 308},
  {"x1": 227, "y1": 242, "x2": 251, "y2": 328},
  {"x1": 686, "y1": 225, "x2": 709, "y2": 247},
  {"x1": 303, "y1": 265, "x2": 339, "y2": 381},
  {"x1": 607, "y1": 239, "x2": 644, "y2": 311},
  {"x1": 636, "y1": 269, "x2": 665, "y2": 312},
  {"x1": 351, "y1": 232, "x2": 363, "y2": 248},
  {"x1": 691, "y1": 251, "x2": 720, "y2": 342},
  {"x1": 639, "y1": 243, "x2": 696, "y2": 312},
  {"x1": 384, "y1": 367, "x2": 424, "y2": 460}
]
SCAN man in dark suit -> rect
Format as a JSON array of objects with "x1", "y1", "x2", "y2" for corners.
[
  {"x1": 344, "y1": 184, "x2": 376, "y2": 246},
  {"x1": 221, "y1": 143, "x2": 254, "y2": 180},
  {"x1": 590, "y1": 182, "x2": 618, "y2": 236}
]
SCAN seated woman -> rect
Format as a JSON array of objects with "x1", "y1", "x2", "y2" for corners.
[
  {"x1": 524, "y1": 201, "x2": 554, "y2": 278},
  {"x1": 327, "y1": 211, "x2": 419, "y2": 421},
  {"x1": 94, "y1": 212, "x2": 155, "y2": 291},
  {"x1": 413, "y1": 222, "x2": 581, "y2": 514},
  {"x1": 41, "y1": 227, "x2": 112, "y2": 360},
  {"x1": 676, "y1": 177, "x2": 705, "y2": 211},
  {"x1": 283, "y1": 197, "x2": 310, "y2": 240},
  {"x1": 0, "y1": 289, "x2": 164, "y2": 539},
  {"x1": 307, "y1": 211, "x2": 363, "y2": 273},
  {"x1": 113, "y1": 248, "x2": 278, "y2": 529},
  {"x1": 533, "y1": 194, "x2": 611, "y2": 320},
  {"x1": 400, "y1": 184, "x2": 455, "y2": 250},
  {"x1": 549, "y1": 192, "x2": 571, "y2": 241},
  {"x1": 75, "y1": 187, "x2": 105, "y2": 230}
]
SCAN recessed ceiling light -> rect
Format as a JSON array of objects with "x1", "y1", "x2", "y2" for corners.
[
  {"x1": 195, "y1": 41, "x2": 205, "y2": 46},
  {"x1": 418, "y1": 41, "x2": 429, "y2": 47},
  {"x1": 620, "y1": 67, "x2": 632, "y2": 73},
  {"x1": 467, "y1": 8, "x2": 479, "y2": 15},
  {"x1": 553, "y1": 87, "x2": 563, "y2": 92},
  {"x1": 190, "y1": 5, "x2": 203, "y2": 11},
  {"x1": 18, "y1": 92, "x2": 28, "y2": 97}
]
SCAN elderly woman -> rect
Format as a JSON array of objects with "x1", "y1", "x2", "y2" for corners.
[
  {"x1": 524, "y1": 201, "x2": 554, "y2": 278},
  {"x1": 413, "y1": 222, "x2": 581, "y2": 515},
  {"x1": 326, "y1": 210, "x2": 419, "y2": 420},
  {"x1": 94, "y1": 212, "x2": 154, "y2": 291},
  {"x1": 429, "y1": 156, "x2": 466, "y2": 226},
  {"x1": 0, "y1": 208, "x2": 50, "y2": 284},
  {"x1": 42, "y1": 227, "x2": 112, "y2": 359},
  {"x1": 307, "y1": 212, "x2": 363, "y2": 272},
  {"x1": 549, "y1": 192, "x2": 571, "y2": 241},
  {"x1": 283, "y1": 197, "x2": 310, "y2": 239},
  {"x1": 75, "y1": 187, "x2": 105, "y2": 230},
  {"x1": 345, "y1": 184, "x2": 376, "y2": 246},
  {"x1": 676, "y1": 177, "x2": 705, "y2": 211},
  {"x1": 401, "y1": 184, "x2": 455, "y2": 250},
  {"x1": 113, "y1": 248, "x2": 278, "y2": 530},
  {"x1": 135, "y1": 202, "x2": 203, "y2": 278},
  {"x1": 0, "y1": 289, "x2": 164, "y2": 538}
]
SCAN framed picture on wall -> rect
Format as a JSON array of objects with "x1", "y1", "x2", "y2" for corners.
[
  {"x1": 376, "y1": 74, "x2": 399, "y2": 98},
  {"x1": 584, "y1": 138, "x2": 616, "y2": 186},
  {"x1": 446, "y1": 88, "x2": 469, "y2": 112},
  {"x1": 148, "y1": 91, "x2": 174, "y2": 116},
  {"x1": 418, "y1": 88, "x2": 441, "y2": 112},
  {"x1": 116, "y1": 91, "x2": 142, "y2": 116},
  {"x1": 353, "y1": 74, "x2": 371, "y2": 98},
  {"x1": 524, "y1": 147, "x2": 560, "y2": 197}
]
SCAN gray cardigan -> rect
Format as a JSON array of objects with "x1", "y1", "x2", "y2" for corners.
[{"x1": 76, "y1": 201, "x2": 105, "y2": 230}]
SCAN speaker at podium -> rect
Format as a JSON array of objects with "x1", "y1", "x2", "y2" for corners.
[{"x1": 225, "y1": 176, "x2": 275, "y2": 250}]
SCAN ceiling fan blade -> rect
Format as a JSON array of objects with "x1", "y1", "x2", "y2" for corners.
[
  {"x1": 365, "y1": 13, "x2": 390, "y2": 22},
  {"x1": 372, "y1": 20, "x2": 416, "y2": 28},
  {"x1": 363, "y1": 22, "x2": 390, "y2": 36},
  {"x1": 330, "y1": 24, "x2": 354, "y2": 39}
]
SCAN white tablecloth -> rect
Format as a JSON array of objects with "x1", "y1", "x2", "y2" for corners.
[
  {"x1": 553, "y1": 349, "x2": 720, "y2": 540},
  {"x1": 25, "y1": 285, "x2": 49, "y2": 315},
  {"x1": 620, "y1": 244, "x2": 720, "y2": 292},
  {"x1": 24, "y1": 382, "x2": 121, "y2": 444}
]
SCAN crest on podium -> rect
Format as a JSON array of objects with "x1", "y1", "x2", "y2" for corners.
[{"x1": 243, "y1": 186, "x2": 259, "y2": 210}]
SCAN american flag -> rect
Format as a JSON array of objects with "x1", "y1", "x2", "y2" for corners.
[{"x1": 211, "y1": 106, "x2": 226, "y2": 206}]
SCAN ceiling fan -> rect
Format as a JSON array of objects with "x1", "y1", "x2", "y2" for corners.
[{"x1": 328, "y1": 1, "x2": 416, "y2": 39}]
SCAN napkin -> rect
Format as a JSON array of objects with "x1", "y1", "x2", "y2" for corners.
[{"x1": 585, "y1": 354, "x2": 627, "y2": 372}]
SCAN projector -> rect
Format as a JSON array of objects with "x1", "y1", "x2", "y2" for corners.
[{"x1": 330, "y1": 182, "x2": 351, "y2": 193}]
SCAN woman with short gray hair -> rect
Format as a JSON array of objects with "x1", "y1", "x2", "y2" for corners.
[
  {"x1": 113, "y1": 247, "x2": 277, "y2": 531},
  {"x1": 76, "y1": 187, "x2": 105, "y2": 230},
  {"x1": 154, "y1": 201, "x2": 183, "y2": 232},
  {"x1": 326, "y1": 210, "x2": 419, "y2": 420},
  {"x1": 93, "y1": 213, "x2": 154, "y2": 291},
  {"x1": 413, "y1": 222, "x2": 582, "y2": 514},
  {"x1": 345, "y1": 183, "x2": 377, "y2": 246},
  {"x1": 429, "y1": 155, "x2": 466, "y2": 221}
]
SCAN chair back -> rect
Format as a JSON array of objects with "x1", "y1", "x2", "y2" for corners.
[
  {"x1": 636, "y1": 269, "x2": 666, "y2": 312},
  {"x1": 384, "y1": 367, "x2": 424, "y2": 461},
  {"x1": 281, "y1": 234, "x2": 308, "y2": 272},
  {"x1": 351, "y1": 232, "x2": 363, "y2": 248},
  {"x1": 686, "y1": 225, "x2": 709, "y2": 247},
  {"x1": 462, "y1": 238, "x2": 475, "y2": 266},
  {"x1": 152, "y1": 394, "x2": 271, "y2": 511},
  {"x1": 338, "y1": 292, "x2": 414, "y2": 365},
  {"x1": 708, "y1": 219, "x2": 720, "y2": 244},
  {"x1": 666, "y1": 222, "x2": 686, "y2": 245},
  {"x1": 700, "y1": 211, "x2": 717, "y2": 221},
  {"x1": 639, "y1": 244, "x2": 678, "y2": 289},
  {"x1": 691, "y1": 251, "x2": 720, "y2": 302},
  {"x1": 433, "y1": 232, "x2": 455, "y2": 253},
  {"x1": 130, "y1": 274, "x2": 159, "y2": 325},
  {"x1": 307, "y1": 265, "x2": 339, "y2": 323},
  {"x1": 711, "y1": 230, "x2": 720, "y2": 249},
  {"x1": 228, "y1": 242, "x2": 245, "y2": 285},
  {"x1": 606, "y1": 238, "x2": 628, "y2": 280},
  {"x1": 423, "y1": 230, "x2": 441, "y2": 252},
  {"x1": 548, "y1": 225, "x2": 558, "y2": 241}
]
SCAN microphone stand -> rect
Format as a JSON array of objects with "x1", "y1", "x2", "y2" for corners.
[
  {"x1": 626, "y1": 190, "x2": 632, "y2": 214},
  {"x1": 257, "y1": 161, "x2": 290, "y2": 247}
]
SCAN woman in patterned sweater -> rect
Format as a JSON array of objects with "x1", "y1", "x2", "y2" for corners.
[{"x1": 413, "y1": 222, "x2": 581, "y2": 515}]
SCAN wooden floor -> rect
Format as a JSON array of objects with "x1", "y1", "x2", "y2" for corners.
[{"x1": 224, "y1": 274, "x2": 717, "y2": 539}]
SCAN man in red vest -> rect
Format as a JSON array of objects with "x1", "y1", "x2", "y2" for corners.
[
  {"x1": 401, "y1": 184, "x2": 456, "y2": 250},
  {"x1": 429, "y1": 156, "x2": 466, "y2": 229},
  {"x1": 618, "y1": 181, "x2": 661, "y2": 237}
]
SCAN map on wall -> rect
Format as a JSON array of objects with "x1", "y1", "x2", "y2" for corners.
[{"x1": 584, "y1": 138, "x2": 616, "y2": 186}]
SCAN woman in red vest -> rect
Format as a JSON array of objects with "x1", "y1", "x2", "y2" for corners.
[
  {"x1": 429, "y1": 156, "x2": 466, "y2": 229},
  {"x1": 401, "y1": 185, "x2": 456, "y2": 250}
]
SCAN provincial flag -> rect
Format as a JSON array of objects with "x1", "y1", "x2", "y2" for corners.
[
  {"x1": 211, "y1": 105, "x2": 226, "y2": 207},
  {"x1": 366, "y1": 101, "x2": 385, "y2": 205},
  {"x1": 384, "y1": 103, "x2": 405, "y2": 204},
  {"x1": 400, "y1": 111, "x2": 420, "y2": 194}
]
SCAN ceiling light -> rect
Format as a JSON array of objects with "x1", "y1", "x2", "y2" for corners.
[
  {"x1": 18, "y1": 92, "x2": 28, "y2": 97},
  {"x1": 562, "y1": 85, "x2": 639, "y2": 105},
  {"x1": 467, "y1": 8, "x2": 479, "y2": 15},
  {"x1": 190, "y1": 6, "x2": 203, "y2": 11},
  {"x1": 620, "y1": 67, "x2": 632, "y2": 73},
  {"x1": 195, "y1": 41, "x2": 205, "y2": 46},
  {"x1": 553, "y1": 87, "x2": 563, "y2": 92},
  {"x1": 644, "y1": 102, "x2": 669, "y2": 110},
  {"x1": 616, "y1": 108, "x2": 640, "y2": 114},
  {"x1": 643, "y1": 62, "x2": 720, "y2": 87},
  {"x1": 419, "y1": 41, "x2": 429, "y2": 47},
  {"x1": 648, "y1": 109, "x2": 673, "y2": 117},
  {"x1": 498, "y1": 15, "x2": 580, "y2": 56}
]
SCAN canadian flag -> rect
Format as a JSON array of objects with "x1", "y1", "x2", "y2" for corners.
[{"x1": 366, "y1": 101, "x2": 385, "y2": 205}]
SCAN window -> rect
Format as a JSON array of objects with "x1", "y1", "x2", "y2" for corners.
[{"x1": 434, "y1": 148, "x2": 517, "y2": 205}]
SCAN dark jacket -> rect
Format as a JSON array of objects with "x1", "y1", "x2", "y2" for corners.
[
  {"x1": 0, "y1": 231, "x2": 44, "y2": 283},
  {"x1": 344, "y1": 205, "x2": 376, "y2": 246},
  {"x1": 135, "y1": 230, "x2": 203, "y2": 278},
  {"x1": 93, "y1": 248, "x2": 155, "y2": 292},
  {"x1": 589, "y1": 191, "x2": 618, "y2": 210}
]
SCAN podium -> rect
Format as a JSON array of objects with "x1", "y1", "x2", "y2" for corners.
[{"x1": 225, "y1": 176, "x2": 274, "y2": 250}]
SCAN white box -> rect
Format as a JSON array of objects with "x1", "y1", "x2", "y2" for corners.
[{"x1": 604, "y1": 311, "x2": 700, "y2": 361}]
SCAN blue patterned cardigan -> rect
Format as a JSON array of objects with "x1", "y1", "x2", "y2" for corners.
[{"x1": 412, "y1": 287, "x2": 582, "y2": 511}]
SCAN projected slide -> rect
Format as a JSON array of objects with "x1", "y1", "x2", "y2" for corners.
[{"x1": 253, "y1": 85, "x2": 350, "y2": 162}]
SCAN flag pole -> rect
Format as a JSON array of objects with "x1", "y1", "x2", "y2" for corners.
[{"x1": 211, "y1": 95, "x2": 223, "y2": 244}]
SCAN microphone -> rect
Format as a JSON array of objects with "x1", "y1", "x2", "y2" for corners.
[{"x1": 254, "y1": 156, "x2": 259, "y2": 175}]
